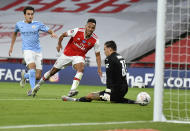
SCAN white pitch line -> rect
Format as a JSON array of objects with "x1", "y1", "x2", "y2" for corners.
[
  {"x1": 0, "y1": 98, "x2": 60, "y2": 101},
  {"x1": 0, "y1": 121, "x2": 153, "y2": 129}
]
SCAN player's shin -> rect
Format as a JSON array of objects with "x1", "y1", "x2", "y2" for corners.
[
  {"x1": 68, "y1": 72, "x2": 83, "y2": 97},
  {"x1": 37, "y1": 70, "x2": 51, "y2": 86},
  {"x1": 32, "y1": 70, "x2": 51, "y2": 97},
  {"x1": 70, "y1": 72, "x2": 83, "y2": 91},
  {"x1": 28, "y1": 69, "x2": 36, "y2": 90}
]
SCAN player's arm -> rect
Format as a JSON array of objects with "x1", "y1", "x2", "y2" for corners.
[
  {"x1": 94, "y1": 39, "x2": 102, "y2": 77},
  {"x1": 39, "y1": 22, "x2": 57, "y2": 38},
  {"x1": 56, "y1": 32, "x2": 68, "y2": 52},
  {"x1": 8, "y1": 32, "x2": 18, "y2": 56},
  {"x1": 48, "y1": 29, "x2": 57, "y2": 38},
  {"x1": 56, "y1": 28, "x2": 78, "y2": 52},
  {"x1": 95, "y1": 52, "x2": 102, "y2": 77}
]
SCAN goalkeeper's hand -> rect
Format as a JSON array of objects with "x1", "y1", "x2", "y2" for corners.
[
  {"x1": 101, "y1": 93, "x2": 110, "y2": 101},
  {"x1": 100, "y1": 89, "x2": 111, "y2": 101}
]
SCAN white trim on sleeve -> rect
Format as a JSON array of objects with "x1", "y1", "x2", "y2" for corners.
[
  {"x1": 94, "y1": 39, "x2": 100, "y2": 53},
  {"x1": 67, "y1": 28, "x2": 78, "y2": 37}
]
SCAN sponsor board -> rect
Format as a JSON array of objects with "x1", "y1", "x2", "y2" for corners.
[{"x1": 0, "y1": 63, "x2": 190, "y2": 89}]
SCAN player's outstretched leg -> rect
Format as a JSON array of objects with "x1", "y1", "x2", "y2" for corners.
[
  {"x1": 32, "y1": 84, "x2": 40, "y2": 97},
  {"x1": 32, "y1": 70, "x2": 51, "y2": 97},
  {"x1": 62, "y1": 96, "x2": 77, "y2": 101},
  {"x1": 119, "y1": 98, "x2": 137, "y2": 104}
]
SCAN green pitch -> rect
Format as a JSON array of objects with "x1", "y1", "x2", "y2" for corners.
[{"x1": 0, "y1": 82, "x2": 190, "y2": 131}]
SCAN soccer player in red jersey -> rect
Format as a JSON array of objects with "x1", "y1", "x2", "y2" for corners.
[{"x1": 33, "y1": 18, "x2": 102, "y2": 97}]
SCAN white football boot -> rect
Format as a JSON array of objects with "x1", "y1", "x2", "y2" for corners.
[
  {"x1": 67, "y1": 90, "x2": 79, "y2": 97},
  {"x1": 27, "y1": 89, "x2": 32, "y2": 96},
  {"x1": 62, "y1": 96, "x2": 76, "y2": 101},
  {"x1": 20, "y1": 70, "x2": 26, "y2": 88},
  {"x1": 32, "y1": 84, "x2": 40, "y2": 97}
]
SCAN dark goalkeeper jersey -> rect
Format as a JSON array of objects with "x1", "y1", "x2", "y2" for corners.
[{"x1": 105, "y1": 52, "x2": 128, "y2": 90}]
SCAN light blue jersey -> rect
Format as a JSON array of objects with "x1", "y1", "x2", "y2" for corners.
[{"x1": 15, "y1": 21, "x2": 49, "y2": 52}]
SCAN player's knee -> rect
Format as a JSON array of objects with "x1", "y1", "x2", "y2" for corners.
[
  {"x1": 86, "y1": 93, "x2": 93, "y2": 99},
  {"x1": 77, "y1": 68, "x2": 84, "y2": 72},
  {"x1": 28, "y1": 63, "x2": 36, "y2": 69},
  {"x1": 36, "y1": 74, "x2": 41, "y2": 80},
  {"x1": 74, "y1": 63, "x2": 85, "y2": 72}
]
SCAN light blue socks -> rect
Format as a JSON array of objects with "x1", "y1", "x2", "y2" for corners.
[{"x1": 28, "y1": 69, "x2": 36, "y2": 90}]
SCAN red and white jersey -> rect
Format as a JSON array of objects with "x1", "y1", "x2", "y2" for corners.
[{"x1": 63, "y1": 28, "x2": 100, "y2": 58}]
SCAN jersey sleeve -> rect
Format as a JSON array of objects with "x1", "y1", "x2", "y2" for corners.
[
  {"x1": 94, "y1": 39, "x2": 100, "y2": 53},
  {"x1": 14, "y1": 23, "x2": 19, "y2": 32},
  {"x1": 39, "y1": 22, "x2": 49, "y2": 32},
  {"x1": 67, "y1": 28, "x2": 78, "y2": 37}
]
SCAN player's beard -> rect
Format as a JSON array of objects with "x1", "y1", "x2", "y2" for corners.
[{"x1": 86, "y1": 31, "x2": 92, "y2": 38}]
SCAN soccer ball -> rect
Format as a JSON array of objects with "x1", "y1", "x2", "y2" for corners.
[{"x1": 136, "y1": 92, "x2": 151, "y2": 106}]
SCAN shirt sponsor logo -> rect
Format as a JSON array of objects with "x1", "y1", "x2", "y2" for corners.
[
  {"x1": 32, "y1": 25, "x2": 36, "y2": 29},
  {"x1": 74, "y1": 42, "x2": 85, "y2": 50}
]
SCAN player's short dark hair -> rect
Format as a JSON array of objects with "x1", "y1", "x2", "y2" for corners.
[
  {"x1": 23, "y1": 6, "x2": 35, "y2": 14},
  {"x1": 104, "y1": 40, "x2": 117, "y2": 51},
  {"x1": 87, "y1": 18, "x2": 96, "y2": 25}
]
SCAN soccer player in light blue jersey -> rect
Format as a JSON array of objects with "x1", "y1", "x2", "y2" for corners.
[{"x1": 8, "y1": 6, "x2": 57, "y2": 96}]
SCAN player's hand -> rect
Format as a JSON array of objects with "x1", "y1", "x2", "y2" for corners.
[
  {"x1": 8, "y1": 48, "x2": 13, "y2": 56},
  {"x1": 100, "y1": 93, "x2": 110, "y2": 101},
  {"x1": 51, "y1": 32, "x2": 58, "y2": 38},
  {"x1": 97, "y1": 68, "x2": 102, "y2": 77}
]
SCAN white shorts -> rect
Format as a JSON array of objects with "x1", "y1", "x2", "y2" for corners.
[
  {"x1": 23, "y1": 50, "x2": 42, "y2": 70},
  {"x1": 54, "y1": 53, "x2": 85, "y2": 69}
]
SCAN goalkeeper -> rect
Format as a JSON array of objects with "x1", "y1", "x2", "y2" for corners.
[{"x1": 62, "y1": 40, "x2": 136, "y2": 104}]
